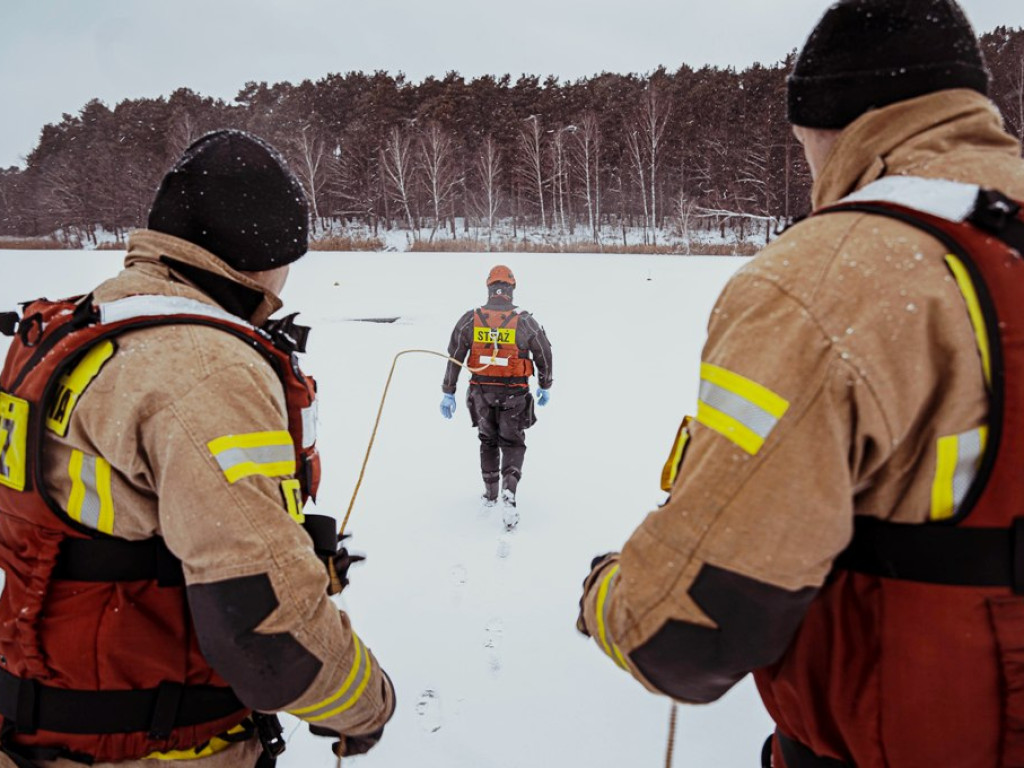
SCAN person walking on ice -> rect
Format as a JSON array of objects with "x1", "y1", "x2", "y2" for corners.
[{"x1": 440, "y1": 265, "x2": 553, "y2": 529}]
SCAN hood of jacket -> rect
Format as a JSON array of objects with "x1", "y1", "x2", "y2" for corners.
[
  {"x1": 812, "y1": 88, "x2": 1023, "y2": 211},
  {"x1": 121, "y1": 229, "x2": 284, "y2": 326}
]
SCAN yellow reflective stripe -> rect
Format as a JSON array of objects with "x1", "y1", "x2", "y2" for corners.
[
  {"x1": 931, "y1": 435, "x2": 958, "y2": 521},
  {"x1": 305, "y1": 649, "x2": 373, "y2": 722},
  {"x1": 46, "y1": 340, "x2": 115, "y2": 436},
  {"x1": 661, "y1": 417, "x2": 692, "y2": 492},
  {"x1": 143, "y1": 724, "x2": 246, "y2": 760},
  {"x1": 945, "y1": 254, "x2": 991, "y2": 387},
  {"x1": 595, "y1": 565, "x2": 628, "y2": 670},
  {"x1": 0, "y1": 392, "x2": 30, "y2": 491},
  {"x1": 67, "y1": 450, "x2": 114, "y2": 533},
  {"x1": 696, "y1": 401, "x2": 765, "y2": 456},
  {"x1": 207, "y1": 431, "x2": 293, "y2": 454},
  {"x1": 281, "y1": 478, "x2": 305, "y2": 523},
  {"x1": 930, "y1": 426, "x2": 987, "y2": 522},
  {"x1": 700, "y1": 363, "x2": 789, "y2": 419},
  {"x1": 290, "y1": 635, "x2": 368, "y2": 719},
  {"x1": 207, "y1": 431, "x2": 295, "y2": 483},
  {"x1": 95, "y1": 456, "x2": 114, "y2": 534},
  {"x1": 67, "y1": 450, "x2": 85, "y2": 524}
]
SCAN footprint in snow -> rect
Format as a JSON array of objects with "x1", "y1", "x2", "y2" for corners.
[
  {"x1": 496, "y1": 535, "x2": 511, "y2": 559},
  {"x1": 415, "y1": 689, "x2": 443, "y2": 733},
  {"x1": 485, "y1": 618, "x2": 504, "y2": 677},
  {"x1": 450, "y1": 564, "x2": 467, "y2": 585}
]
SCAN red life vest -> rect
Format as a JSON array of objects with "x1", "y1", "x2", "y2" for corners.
[
  {"x1": 0, "y1": 293, "x2": 322, "y2": 763},
  {"x1": 469, "y1": 307, "x2": 535, "y2": 386},
  {"x1": 754, "y1": 179, "x2": 1024, "y2": 768}
]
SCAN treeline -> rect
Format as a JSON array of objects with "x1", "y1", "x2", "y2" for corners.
[{"x1": 1, "y1": 26, "x2": 1023, "y2": 248}]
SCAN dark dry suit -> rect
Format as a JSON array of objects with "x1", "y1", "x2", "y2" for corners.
[{"x1": 442, "y1": 302, "x2": 552, "y2": 494}]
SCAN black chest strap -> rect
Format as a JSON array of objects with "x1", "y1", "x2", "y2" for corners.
[{"x1": 835, "y1": 516, "x2": 1024, "y2": 594}]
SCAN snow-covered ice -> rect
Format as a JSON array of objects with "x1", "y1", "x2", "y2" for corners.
[{"x1": 0, "y1": 249, "x2": 774, "y2": 767}]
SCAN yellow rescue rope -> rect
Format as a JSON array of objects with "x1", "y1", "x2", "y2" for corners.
[
  {"x1": 335, "y1": 349, "x2": 490, "y2": 768},
  {"x1": 665, "y1": 702, "x2": 678, "y2": 767},
  {"x1": 339, "y1": 349, "x2": 491, "y2": 537}
]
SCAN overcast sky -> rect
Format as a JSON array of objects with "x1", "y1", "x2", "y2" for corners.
[{"x1": 3, "y1": 0, "x2": 1024, "y2": 169}]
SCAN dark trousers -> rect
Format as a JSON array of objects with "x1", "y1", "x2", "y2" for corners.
[{"x1": 467, "y1": 385, "x2": 536, "y2": 493}]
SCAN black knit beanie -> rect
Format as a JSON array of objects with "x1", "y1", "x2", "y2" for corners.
[
  {"x1": 148, "y1": 130, "x2": 309, "y2": 271},
  {"x1": 788, "y1": 0, "x2": 990, "y2": 129}
]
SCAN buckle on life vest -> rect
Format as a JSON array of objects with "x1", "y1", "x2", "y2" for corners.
[
  {"x1": 253, "y1": 712, "x2": 286, "y2": 759},
  {"x1": 968, "y1": 189, "x2": 1024, "y2": 256}
]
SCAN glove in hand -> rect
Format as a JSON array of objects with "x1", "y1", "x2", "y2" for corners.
[
  {"x1": 327, "y1": 533, "x2": 365, "y2": 596},
  {"x1": 440, "y1": 393, "x2": 457, "y2": 419},
  {"x1": 577, "y1": 552, "x2": 618, "y2": 636},
  {"x1": 536, "y1": 388, "x2": 551, "y2": 406}
]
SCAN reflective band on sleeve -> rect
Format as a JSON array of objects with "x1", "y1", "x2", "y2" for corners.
[
  {"x1": 99, "y1": 296, "x2": 248, "y2": 328},
  {"x1": 595, "y1": 565, "x2": 629, "y2": 670},
  {"x1": 696, "y1": 363, "x2": 789, "y2": 455},
  {"x1": 301, "y1": 399, "x2": 318, "y2": 449},
  {"x1": 46, "y1": 340, "x2": 115, "y2": 437},
  {"x1": 207, "y1": 431, "x2": 296, "y2": 483},
  {"x1": 931, "y1": 426, "x2": 987, "y2": 521},
  {"x1": 68, "y1": 450, "x2": 114, "y2": 534},
  {"x1": 945, "y1": 254, "x2": 992, "y2": 388},
  {"x1": 661, "y1": 416, "x2": 692, "y2": 493},
  {"x1": 841, "y1": 177, "x2": 980, "y2": 222},
  {"x1": 289, "y1": 635, "x2": 372, "y2": 722}
]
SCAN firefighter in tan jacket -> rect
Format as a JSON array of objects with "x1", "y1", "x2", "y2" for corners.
[
  {"x1": 577, "y1": 2, "x2": 1024, "y2": 767},
  {"x1": 0, "y1": 132, "x2": 393, "y2": 766}
]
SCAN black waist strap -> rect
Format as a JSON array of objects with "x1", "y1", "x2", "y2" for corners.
[
  {"x1": 470, "y1": 375, "x2": 529, "y2": 386},
  {"x1": 52, "y1": 537, "x2": 184, "y2": 586},
  {"x1": 835, "y1": 516, "x2": 1024, "y2": 593},
  {"x1": 776, "y1": 731, "x2": 850, "y2": 768},
  {"x1": 0, "y1": 668, "x2": 244, "y2": 737}
]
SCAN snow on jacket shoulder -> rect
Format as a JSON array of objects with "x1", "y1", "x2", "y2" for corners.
[
  {"x1": 581, "y1": 89, "x2": 1024, "y2": 702},
  {"x1": 37, "y1": 230, "x2": 393, "y2": 767}
]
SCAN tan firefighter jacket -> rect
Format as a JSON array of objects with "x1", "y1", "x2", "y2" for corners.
[
  {"x1": 21, "y1": 230, "x2": 393, "y2": 768},
  {"x1": 579, "y1": 89, "x2": 1024, "y2": 702}
]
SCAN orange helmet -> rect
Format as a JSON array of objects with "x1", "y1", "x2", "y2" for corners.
[{"x1": 487, "y1": 265, "x2": 516, "y2": 287}]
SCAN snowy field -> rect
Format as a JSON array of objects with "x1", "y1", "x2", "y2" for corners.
[{"x1": 0, "y1": 249, "x2": 773, "y2": 767}]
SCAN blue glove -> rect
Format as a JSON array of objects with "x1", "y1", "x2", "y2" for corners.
[
  {"x1": 536, "y1": 388, "x2": 551, "y2": 407},
  {"x1": 440, "y1": 393, "x2": 457, "y2": 419}
]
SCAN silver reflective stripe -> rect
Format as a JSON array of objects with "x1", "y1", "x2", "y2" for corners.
[
  {"x1": 952, "y1": 428, "x2": 984, "y2": 511},
  {"x1": 99, "y1": 296, "x2": 249, "y2": 328},
  {"x1": 301, "y1": 400, "x2": 318, "y2": 449},
  {"x1": 214, "y1": 444, "x2": 294, "y2": 473},
  {"x1": 76, "y1": 455, "x2": 102, "y2": 529},
  {"x1": 841, "y1": 177, "x2": 979, "y2": 222},
  {"x1": 698, "y1": 379, "x2": 778, "y2": 439}
]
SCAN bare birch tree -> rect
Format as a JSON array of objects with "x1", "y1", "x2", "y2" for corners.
[
  {"x1": 571, "y1": 112, "x2": 602, "y2": 243},
  {"x1": 635, "y1": 84, "x2": 672, "y2": 244},
  {"x1": 475, "y1": 135, "x2": 503, "y2": 246},
  {"x1": 417, "y1": 122, "x2": 459, "y2": 243},
  {"x1": 517, "y1": 115, "x2": 547, "y2": 230},
  {"x1": 290, "y1": 126, "x2": 330, "y2": 233},
  {"x1": 382, "y1": 124, "x2": 417, "y2": 234}
]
